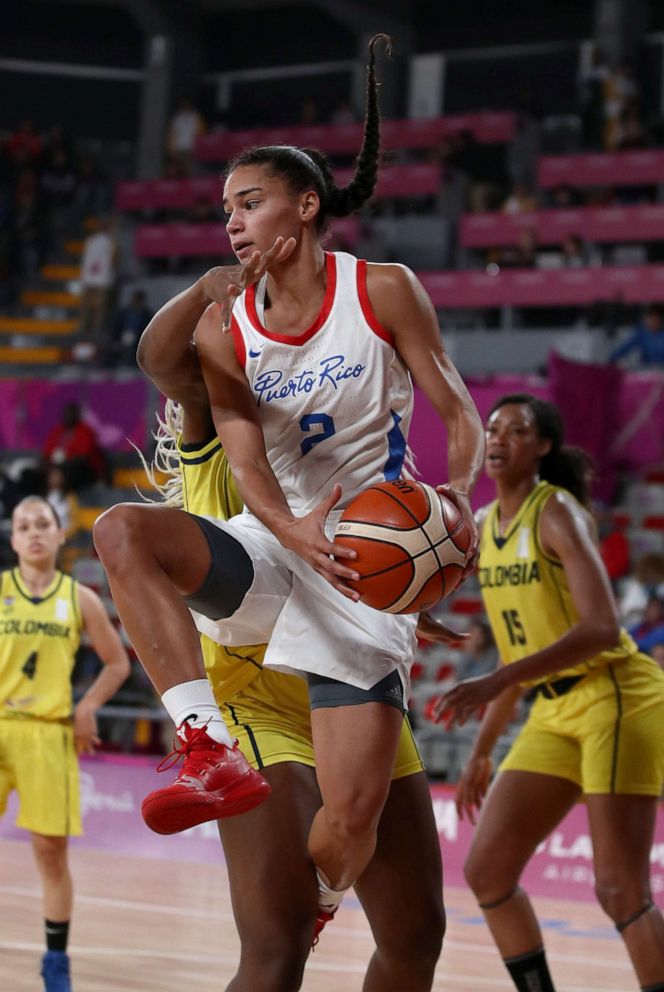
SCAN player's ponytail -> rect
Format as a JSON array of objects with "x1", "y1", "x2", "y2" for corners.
[
  {"x1": 490, "y1": 393, "x2": 595, "y2": 508},
  {"x1": 130, "y1": 400, "x2": 185, "y2": 508},
  {"x1": 226, "y1": 33, "x2": 388, "y2": 233}
]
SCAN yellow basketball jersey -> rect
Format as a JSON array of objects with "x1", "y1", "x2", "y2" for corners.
[
  {"x1": 478, "y1": 481, "x2": 638, "y2": 685},
  {"x1": 0, "y1": 569, "x2": 82, "y2": 719},
  {"x1": 177, "y1": 434, "x2": 267, "y2": 702}
]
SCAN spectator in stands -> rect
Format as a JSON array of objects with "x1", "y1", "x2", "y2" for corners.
[
  {"x1": 7, "y1": 119, "x2": 42, "y2": 167},
  {"x1": 12, "y1": 167, "x2": 44, "y2": 283},
  {"x1": 42, "y1": 401, "x2": 106, "y2": 492},
  {"x1": 330, "y1": 99, "x2": 356, "y2": 125},
  {"x1": 165, "y1": 95, "x2": 205, "y2": 176},
  {"x1": 74, "y1": 152, "x2": 111, "y2": 226},
  {"x1": 299, "y1": 98, "x2": 319, "y2": 125},
  {"x1": 618, "y1": 552, "x2": 664, "y2": 628},
  {"x1": 615, "y1": 97, "x2": 648, "y2": 150},
  {"x1": 596, "y1": 504, "x2": 630, "y2": 586},
  {"x1": 39, "y1": 147, "x2": 78, "y2": 253},
  {"x1": 628, "y1": 594, "x2": 664, "y2": 655},
  {"x1": 561, "y1": 233, "x2": 589, "y2": 268},
  {"x1": 112, "y1": 289, "x2": 152, "y2": 367},
  {"x1": 455, "y1": 618, "x2": 498, "y2": 683},
  {"x1": 501, "y1": 181, "x2": 537, "y2": 215},
  {"x1": 187, "y1": 194, "x2": 217, "y2": 224},
  {"x1": 577, "y1": 45, "x2": 609, "y2": 150},
  {"x1": 45, "y1": 463, "x2": 80, "y2": 540},
  {"x1": 79, "y1": 215, "x2": 117, "y2": 355},
  {"x1": 604, "y1": 60, "x2": 640, "y2": 151},
  {"x1": 608, "y1": 303, "x2": 664, "y2": 367},
  {"x1": 500, "y1": 225, "x2": 539, "y2": 268},
  {"x1": 549, "y1": 184, "x2": 582, "y2": 209}
]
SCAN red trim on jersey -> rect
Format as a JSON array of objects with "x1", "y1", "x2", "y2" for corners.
[
  {"x1": 229, "y1": 314, "x2": 246, "y2": 367},
  {"x1": 244, "y1": 252, "x2": 337, "y2": 345},
  {"x1": 356, "y1": 259, "x2": 393, "y2": 345}
]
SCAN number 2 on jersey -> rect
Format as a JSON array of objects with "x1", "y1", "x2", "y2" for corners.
[
  {"x1": 299, "y1": 413, "x2": 336, "y2": 456},
  {"x1": 501, "y1": 609, "x2": 527, "y2": 646}
]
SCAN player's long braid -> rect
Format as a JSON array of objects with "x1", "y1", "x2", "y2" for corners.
[
  {"x1": 490, "y1": 393, "x2": 595, "y2": 508},
  {"x1": 309, "y1": 32, "x2": 388, "y2": 222},
  {"x1": 226, "y1": 33, "x2": 388, "y2": 232},
  {"x1": 130, "y1": 400, "x2": 185, "y2": 508}
]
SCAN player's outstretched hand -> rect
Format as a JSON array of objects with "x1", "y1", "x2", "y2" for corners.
[
  {"x1": 429, "y1": 669, "x2": 507, "y2": 729},
  {"x1": 201, "y1": 236, "x2": 297, "y2": 332},
  {"x1": 454, "y1": 753, "x2": 493, "y2": 824},
  {"x1": 436, "y1": 485, "x2": 479, "y2": 579},
  {"x1": 279, "y1": 484, "x2": 361, "y2": 599},
  {"x1": 416, "y1": 610, "x2": 469, "y2": 645}
]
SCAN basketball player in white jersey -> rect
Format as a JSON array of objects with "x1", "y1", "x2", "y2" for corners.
[{"x1": 94, "y1": 33, "x2": 485, "y2": 948}]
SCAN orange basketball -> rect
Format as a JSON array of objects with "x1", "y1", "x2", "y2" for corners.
[{"x1": 334, "y1": 479, "x2": 472, "y2": 614}]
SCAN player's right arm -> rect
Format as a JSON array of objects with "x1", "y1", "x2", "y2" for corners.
[{"x1": 194, "y1": 309, "x2": 360, "y2": 597}]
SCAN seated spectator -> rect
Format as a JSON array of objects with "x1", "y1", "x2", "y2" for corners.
[
  {"x1": 618, "y1": 552, "x2": 664, "y2": 627},
  {"x1": 501, "y1": 181, "x2": 537, "y2": 215},
  {"x1": 165, "y1": 95, "x2": 205, "y2": 176},
  {"x1": 596, "y1": 505, "x2": 630, "y2": 586},
  {"x1": 608, "y1": 304, "x2": 664, "y2": 367},
  {"x1": 42, "y1": 401, "x2": 106, "y2": 491},
  {"x1": 549, "y1": 184, "x2": 582, "y2": 209},
  {"x1": 500, "y1": 225, "x2": 539, "y2": 268},
  {"x1": 615, "y1": 97, "x2": 647, "y2": 150},
  {"x1": 561, "y1": 233, "x2": 589, "y2": 268},
  {"x1": 330, "y1": 99, "x2": 356, "y2": 125},
  {"x1": 455, "y1": 618, "x2": 498, "y2": 682},
  {"x1": 7, "y1": 119, "x2": 42, "y2": 166},
  {"x1": 628, "y1": 595, "x2": 664, "y2": 655},
  {"x1": 112, "y1": 289, "x2": 152, "y2": 367}
]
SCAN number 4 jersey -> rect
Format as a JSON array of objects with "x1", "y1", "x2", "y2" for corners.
[
  {"x1": 229, "y1": 251, "x2": 414, "y2": 515},
  {"x1": 478, "y1": 481, "x2": 638, "y2": 685},
  {"x1": 0, "y1": 569, "x2": 82, "y2": 719}
]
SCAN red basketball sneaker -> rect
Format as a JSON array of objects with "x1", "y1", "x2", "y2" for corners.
[
  {"x1": 311, "y1": 908, "x2": 337, "y2": 948},
  {"x1": 141, "y1": 722, "x2": 271, "y2": 834}
]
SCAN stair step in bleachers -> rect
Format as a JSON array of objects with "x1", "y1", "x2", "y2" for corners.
[
  {"x1": 65, "y1": 240, "x2": 84, "y2": 256},
  {"x1": 0, "y1": 345, "x2": 64, "y2": 364},
  {"x1": 0, "y1": 317, "x2": 78, "y2": 335},
  {"x1": 41, "y1": 264, "x2": 81, "y2": 281},
  {"x1": 21, "y1": 290, "x2": 81, "y2": 309},
  {"x1": 112, "y1": 466, "x2": 168, "y2": 490}
]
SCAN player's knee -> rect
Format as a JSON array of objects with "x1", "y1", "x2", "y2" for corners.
[
  {"x1": 325, "y1": 786, "x2": 386, "y2": 841},
  {"x1": 239, "y1": 923, "x2": 310, "y2": 989},
  {"x1": 463, "y1": 850, "x2": 514, "y2": 904},
  {"x1": 594, "y1": 870, "x2": 649, "y2": 923},
  {"x1": 373, "y1": 908, "x2": 445, "y2": 982},
  {"x1": 32, "y1": 837, "x2": 67, "y2": 879},
  {"x1": 93, "y1": 504, "x2": 144, "y2": 570}
]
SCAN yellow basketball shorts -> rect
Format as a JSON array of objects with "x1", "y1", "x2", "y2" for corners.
[
  {"x1": 219, "y1": 666, "x2": 423, "y2": 779},
  {"x1": 500, "y1": 652, "x2": 664, "y2": 795},
  {"x1": 0, "y1": 717, "x2": 82, "y2": 836}
]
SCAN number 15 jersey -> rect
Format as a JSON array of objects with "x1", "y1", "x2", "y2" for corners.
[
  {"x1": 229, "y1": 251, "x2": 414, "y2": 515},
  {"x1": 0, "y1": 569, "x2": 82, "y2": 720},
  {"x1": 478, "y1": 481, "x2": 638, "y2": 685}
]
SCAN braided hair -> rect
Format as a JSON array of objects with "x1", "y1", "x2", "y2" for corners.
[
  {"x1": 225, "y1": 33, "x2": 389, "y2": 233},
  {"x1": 489, "y1": 393, "x2": 595, "y2": 508}
]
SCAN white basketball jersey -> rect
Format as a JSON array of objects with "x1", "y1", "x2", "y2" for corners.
[{"x1": 230, "y1": 251, "x2": 414, "y2": 515}]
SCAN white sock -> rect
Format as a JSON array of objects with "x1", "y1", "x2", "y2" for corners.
[
  {"x1": 161, "y1": 679, "x2": 233, "y2": 747},
  {"x1": 316, "y1": 869, "x2": 347, "y2": 913}
]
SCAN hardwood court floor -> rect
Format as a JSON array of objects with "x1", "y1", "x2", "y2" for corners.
[{"x1": 0, "y1": 838, "x2": 639, "y2": 991}]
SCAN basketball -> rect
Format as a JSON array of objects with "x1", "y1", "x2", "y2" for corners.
[{"x1": 334, "y1": 479, "x2": 472, "y2": 614}]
